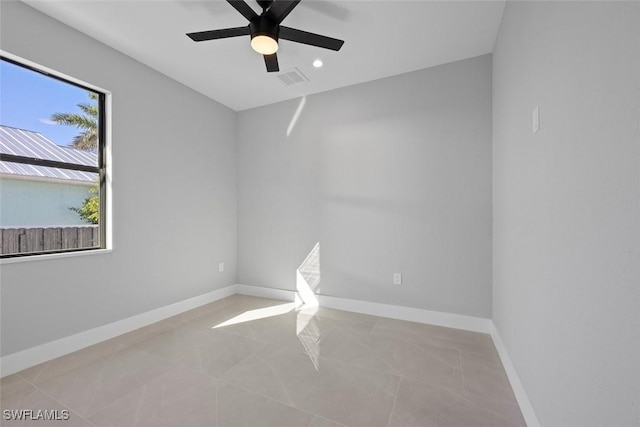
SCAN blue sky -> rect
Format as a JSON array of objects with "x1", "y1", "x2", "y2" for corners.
[{"x1": 0, "y1": 58, "x2": 93, "y2": 147}]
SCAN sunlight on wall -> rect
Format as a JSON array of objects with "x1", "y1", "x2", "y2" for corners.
[
  {"x1": 296, "y1": 242, "x2": 320, "y2": 306},
  {"x1": 286, "y1": 96, "x2": 307, "y2": 137},
  {"x1": 295, "y1": 242, "x2": 321, "y2": 369}
]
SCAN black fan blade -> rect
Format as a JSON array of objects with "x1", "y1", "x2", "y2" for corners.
[
  {"x1": 187, "y1": 26, "x2": 249, "y2": 42},
  {"x1": 266, "y1": 0, "x2": 300, "y2": 24},
  {"x1": 264, "y1": 53, "x2": 279, "y2": 72},
  {"x1": 279, "y1": 26, "x2": 344, "y2": 51},
  {"x1": 227, "y1": 0, "x2": 258, "y2": 21}
]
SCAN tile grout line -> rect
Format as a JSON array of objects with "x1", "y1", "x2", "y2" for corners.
[
  {"x1": 386, "y1": 376, "x2": 403, "y2": 427},
  {"x1": 15, "y1": 371, "x2": 37, "y2": 388},
  {"x1": 87, "y1": 360, "x2": 182, "y2": 422},
  {"x1": 13, "y1": 377, "x2": 99, "y2": 427},
  {"x1": 217, "y1": 378, "x2": 339, "y2": 425},
  {"x1": 131, "y1": 375, "x2": 149, "y2": 427},
  {"x1": 215, "y1": 377, "x2": 219, "y2": 427},
  {"x1": 459, "y1": 349, "x2": 466, "y2": 393},
  {"x1": 78, "y1": 356, "x2": 109, "y2": 420},
  {"x1": 394, "y1": 370, "x2": 525, "y2": 424},
  {"x1": 260, "y1": 339, "x2": 401, "y2": 386},
  {"x1": 266, "y1": 357, "x2": 296, "y2": 405},
  {"x1": 212, "y1": 344, "x2": 265, "y2": 381},
  {"x1": 308, "y1": 414, "x2": 349, "y2": 427}
]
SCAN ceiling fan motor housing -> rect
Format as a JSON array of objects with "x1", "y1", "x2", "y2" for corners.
[{"x1": 250, "y1": 16, "x2": 279, "y2": 42}]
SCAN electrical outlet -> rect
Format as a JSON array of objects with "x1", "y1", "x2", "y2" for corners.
[
  {"x1": 218, "y1": 262, "x2": 224, "y2": 272},
  {"x1": 393, "y1": 273, "x2": 402, "y2": 285}
]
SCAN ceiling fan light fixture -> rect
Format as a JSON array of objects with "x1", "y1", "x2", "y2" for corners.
[
  {"x1": 251, "y1": 34, "x2": 279, "y2": 55},
  {"x1": 249, "y1": 17, "x2": 279, "y2": 55},
  {"x1": 187, "y1": 0, "x2": 344, "y2": 73}
]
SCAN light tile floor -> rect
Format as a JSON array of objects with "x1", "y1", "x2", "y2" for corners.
[{"x1": 1, "y1": 295, "x2": 526, "y2": 426}]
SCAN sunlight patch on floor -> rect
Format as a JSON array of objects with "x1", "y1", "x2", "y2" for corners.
[{"x1": 211, "y1": 302, "x2": 297, "y2": 329}]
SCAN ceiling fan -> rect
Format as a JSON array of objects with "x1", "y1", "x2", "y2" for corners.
[{"x1": 186, "y1": 0, "x2": 344, "y2": 73}]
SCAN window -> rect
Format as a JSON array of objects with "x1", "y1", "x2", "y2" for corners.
[{"x1": 0, "y1": 55, "x2": 108, "y2": 258}]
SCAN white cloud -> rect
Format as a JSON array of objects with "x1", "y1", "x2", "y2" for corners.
[{"x1": 39, "y1": 118, "x2": 57, "y2": 125}]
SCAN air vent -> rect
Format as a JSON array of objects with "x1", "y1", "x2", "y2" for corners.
[{"x1": 276, "y1": 67, "x2": 309, "y2": 86}]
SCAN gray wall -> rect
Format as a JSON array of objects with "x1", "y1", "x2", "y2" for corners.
[
  {"x1": 0, "y1": 2, "x2": 237, "y2": 356},
  {"x1": 492, "y1": 2, "x2": 640, "y2": 426},
  {"x1": 238, "y1": 55, "x2": 493, "y2": 318}
]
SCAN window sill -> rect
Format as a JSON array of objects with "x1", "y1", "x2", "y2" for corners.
[{"x1": 0, "y1": 248, "x2": 112, "y2": 265}]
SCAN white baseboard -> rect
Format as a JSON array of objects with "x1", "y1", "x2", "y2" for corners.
[
  {"x1": 0, "y1": 285, "x2": 236, "y2": 377},
  {"x1": 235, "y1": 284, "x2": 491, "y2": 334},
  {"x1": 317, "y1": 294, "x2": 491, "y2": 333},
  {"x1": 490, "y1": 322, "x2": 541, "y2": 427},
  {"x1": 235, "y1": 284, "x2": 296, "y2": 302}
]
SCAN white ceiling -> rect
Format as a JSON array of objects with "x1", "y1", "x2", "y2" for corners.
[{"x1": 23, "y1": 0, "x2": 506, "y2": 111}]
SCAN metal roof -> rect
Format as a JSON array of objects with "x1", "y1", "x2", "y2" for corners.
[{"x1": 0, "y1": 125, "x2": 98, "y2": 183}]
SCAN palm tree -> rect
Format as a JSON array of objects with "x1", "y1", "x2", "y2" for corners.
[
  {"x1": 50, "y1": 92, "x2": 98, "y2": 150},
  {"x1": 55, "y1": 91, "x2": 100, "y2": 223}
]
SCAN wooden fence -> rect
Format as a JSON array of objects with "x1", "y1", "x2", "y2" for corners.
[{"x1": 0, "y1": 226, "x2": 99, "y2": 255}]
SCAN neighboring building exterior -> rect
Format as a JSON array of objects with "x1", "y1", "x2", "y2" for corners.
[{"x1": 0, "y1": 125, "x2": 98, "y2": 227}]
